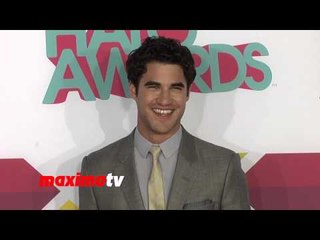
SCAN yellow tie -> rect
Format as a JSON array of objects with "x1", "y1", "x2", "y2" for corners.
[{"x1": 148, "y1": 145, "x2": 166, "y2": 210}]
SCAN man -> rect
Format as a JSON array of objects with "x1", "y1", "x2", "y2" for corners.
[{"x1": 79, "y1": 36, "x2": 250, "y2": 210}]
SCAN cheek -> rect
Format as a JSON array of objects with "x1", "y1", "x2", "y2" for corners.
[
  {"x1": 176, "y1": 97, "x2": 188, "y2": 107},
  {"x1": 141, "y1": 94, "x2": 156, "y2": 105},
  {"x1": 137, "y1": 95, "x2": 153, "y2": 109}
]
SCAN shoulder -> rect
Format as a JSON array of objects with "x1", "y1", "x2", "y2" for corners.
[
  {"x1": 183, "y1": 128, "x2": 236, "y2": 157},
  {"x1": 182, "y1": 129, "x2": 239, "y2": 169},
  {"x1": 81, "y1": 132, "x2": 134, "y2": 174},
  {"x1": 88, "y1": 134, "x2": 132, "y2": 160},
  {"x1": 193, "y1": 135, "x2": 236, "y2": 157}
]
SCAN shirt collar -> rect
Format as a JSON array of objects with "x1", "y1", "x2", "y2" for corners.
[{"x1": 134, "y1": 126, "x2": 182, "y2": 159}]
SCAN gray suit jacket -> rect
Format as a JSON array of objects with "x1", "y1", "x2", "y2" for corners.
[{"x1": 79, "y1": 127, "x2": 250, "y2": 210}]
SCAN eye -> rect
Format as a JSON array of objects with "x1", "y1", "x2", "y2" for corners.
[{"x1": 172, "y1": 86, "x2": 183, "y2": 91}]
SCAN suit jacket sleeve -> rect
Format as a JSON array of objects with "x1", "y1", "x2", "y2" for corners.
[
  {"x1": 79, "y1": 156, "x2": 98, "y2": 210},
  {"x1": 221, "y1": 152, "x2": 250, "y2": 210}
]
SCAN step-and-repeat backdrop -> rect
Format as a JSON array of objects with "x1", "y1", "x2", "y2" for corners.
[{"x1": 1, "y1": 30, "x2": 319, "y2": 209}]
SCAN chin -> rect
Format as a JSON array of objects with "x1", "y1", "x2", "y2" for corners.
[{"x1": 151, "y1": 124, "x2": 177, "y2": 135}]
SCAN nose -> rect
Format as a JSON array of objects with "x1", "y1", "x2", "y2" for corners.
[{"x1": 157, "y1": 89, "x2": 172, "y2": 105}]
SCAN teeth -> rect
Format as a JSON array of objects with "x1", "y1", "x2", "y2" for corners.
[{"x1": 153, "y1": 108, "x2": 173, "y2": 115}]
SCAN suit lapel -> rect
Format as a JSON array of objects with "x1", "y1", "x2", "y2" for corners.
[
  {"x1": 167, "y1": 127, "x2": 199, "y2": 210},
  {"x1": 113, "y1": 130, "x2": 145, "y2": 210}
]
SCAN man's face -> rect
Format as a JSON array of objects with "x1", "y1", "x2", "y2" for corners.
[{"x1": 130, "y1": 62, "x2": 189, "y2": 143}]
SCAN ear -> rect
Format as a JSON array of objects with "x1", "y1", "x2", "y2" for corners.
[
  {"x1": 129, "y1": 83, "x2": 137, "y2": 100},
  {"x1": 186, "y1": 89, "x2": 190, "y2": 101}
]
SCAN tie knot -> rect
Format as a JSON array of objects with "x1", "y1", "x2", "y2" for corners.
[{"x1": 149, "y1": 145, "x2": 161, "y2": 160}]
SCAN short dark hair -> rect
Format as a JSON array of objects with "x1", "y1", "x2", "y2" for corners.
[{"x1": 126, "y1": 36, "x2": 196, "y2": 95}]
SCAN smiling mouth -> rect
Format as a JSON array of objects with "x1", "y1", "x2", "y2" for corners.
[{"x1": 152, "y1": 108, "x2": 174, "y2": 117}]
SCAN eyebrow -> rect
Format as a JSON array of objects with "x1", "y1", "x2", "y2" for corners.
[
  {"x1": 144, "y1": 81, "x2": 186, "y2": 88},
  {"x1": 144, "y1": 81, "x2": 161, "y2": 87}
]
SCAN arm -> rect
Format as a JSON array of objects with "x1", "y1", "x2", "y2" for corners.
[
  {"x1": 79, "y1": 156, "x2": 98, "y2": 210},
  {"x1": 221, "y1": 152, "x2": 250, "y2": 210}
]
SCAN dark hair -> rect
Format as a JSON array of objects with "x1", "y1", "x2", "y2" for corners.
[{"x1": 126, "y1": 36, "x2": 196, "y2": 95}]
